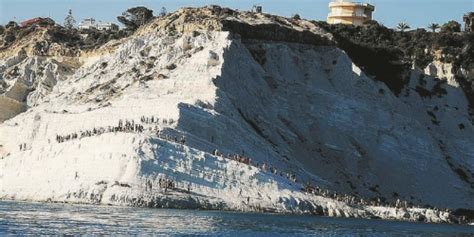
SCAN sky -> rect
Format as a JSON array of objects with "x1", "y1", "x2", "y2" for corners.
[{"x1": 0, "y1": 0, "x2": 473, "y2": 29}]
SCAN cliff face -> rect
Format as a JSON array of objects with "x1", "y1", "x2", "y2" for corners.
[
  {"x1": 218, "y1": 40, "x2": 473, "y2": 207},
  {"x1": 0, "y1": 6, "x2": 473, "y2": 222}
]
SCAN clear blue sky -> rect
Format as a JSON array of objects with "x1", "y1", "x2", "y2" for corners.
[{"x1": 0, "y1": 0, "x2": 473, "y2": 29}]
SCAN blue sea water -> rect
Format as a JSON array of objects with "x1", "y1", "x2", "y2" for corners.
[{"x1": 0, "y1": 201, "x2": 473, "y2": 236}]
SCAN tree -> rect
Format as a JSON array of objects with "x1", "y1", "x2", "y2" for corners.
[
  {"x1": 5, "y1": 21, "x2": 18, "y2": 29},
  {"x1": 64, "y1": 9, "x2": 76, "y2": 29},
  {"x1": 117, "y1": 6, "x2": 154, "y2": 31},
  {"x1": 292, "y1": 14, "x2": 301, "y2": 20},
  {"x1": 440, "y1": 20, "x2": 461, "y2": 33},
  {"x1": 160, "y1": 7, "x2": 167, "y2": 17},
  {"x1": 428, "y1": 23, "x2": 440, "y2": 33},
  {"x1": 39, "y1": 18, "x2": 56, "y2": 27},
  {"x1": 397, "y1": 22, "x2": 410, "y2": 32}
]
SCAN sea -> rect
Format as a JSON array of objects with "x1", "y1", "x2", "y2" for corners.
[{"x1": 0, "y1": 201, "x2": 473, "y2": 236}]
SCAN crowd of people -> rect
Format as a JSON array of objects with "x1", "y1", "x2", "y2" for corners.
[
  {"x1": 54, "y1": 117, "x2": 178, "y2": 144},
  {"x1": 140, "y1": 115, "x2": 175, "y2": 126},
  {"x1": 50, "y1": 116, "x2": 455, "y2": 219},
  {"x1": 209, "y1": 146, "x2": 443, "y2": 213},
  {"x1": 157, "y1": 132, "x2": 186, "y2": 145},
  {"x1": 221, "y1": 152, "x2": 252, "y2": 166},
  {"x1": 212, "y1": 149, "x2": 298, "y2": 185},
  {"x1": 158, "y1": 177, "x2": 176, "y2": 192},
  {"x1": 302, "y1": 181, "x2": 450, "y2": 214},
  {"x1": 211, "y1": 147, "x2": 445, "y2": 214},
  {"x1": 55, "y1": 120, "x2": 145, "y2": 143},
  {"x1": 144, "y1": 175, "x2": 193, "y2": 194}
]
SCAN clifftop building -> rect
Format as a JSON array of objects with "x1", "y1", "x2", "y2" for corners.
[
  {"x1": 78, "y1": 18, "x2": 118, "y2": 31},
  {"x1": 464, "y1": 12, "x2": 474, "y2": 32},
  {"x1": 327, "y1": 0, "x2": 375, "y2": 26},
  {"x1": 20, "y1": 17, "x2": 55, "y2": 28},
  {"x1": 252, "y1": 5, "x2": 263, "y2": 13}
]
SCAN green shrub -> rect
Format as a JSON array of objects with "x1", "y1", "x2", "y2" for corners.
[{"x1": 440, "y1": 21, "x2": 461, "y2": 33}]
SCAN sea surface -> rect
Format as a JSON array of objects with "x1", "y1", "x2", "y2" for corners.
[{"x1": 0, "y1": 201, "x2": 473, "y2": 236}]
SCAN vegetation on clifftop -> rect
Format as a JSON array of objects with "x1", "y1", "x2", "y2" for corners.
[
  {"x1": 316, "y1": 21, "x2": 473, "y2": 109},
  {"x1": 0, "y1": 6, "x2": 157, "y2": 53}
]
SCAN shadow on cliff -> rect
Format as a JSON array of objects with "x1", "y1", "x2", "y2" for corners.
[{"x1": 174, "y1": 35, "x2": 474, "y2": 208}]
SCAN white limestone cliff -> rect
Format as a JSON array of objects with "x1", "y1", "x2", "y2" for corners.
[{"x1": 0, "y1": 6, "x2": 472, "y2": 224}]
